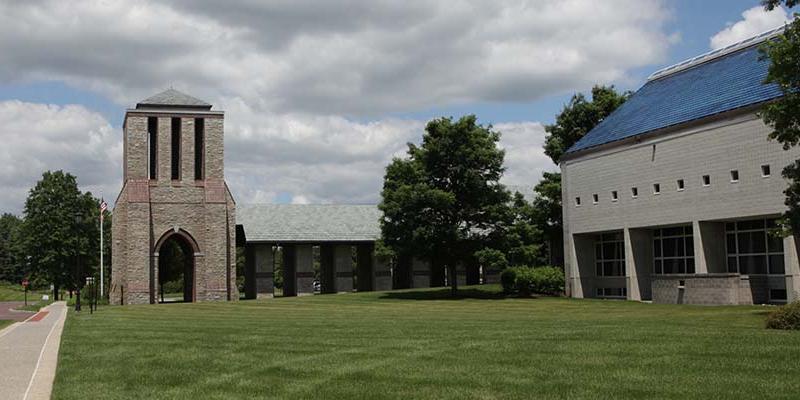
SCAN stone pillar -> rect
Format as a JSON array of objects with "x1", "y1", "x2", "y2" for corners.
[
  {"x1": 412, "y1": 258, "x2": 430, "y2": 288},
  {"x1": 295, "y1": 244, "x2": 314, "y2": 295},
  {"x1": 319, "y1": 244, "x2": 336, "y2": 294},
  {"x1": 694, "y1": 221, "x2": 726, "y2": 274},
  {"x1": 282, "y1": 245, "x2": 297, "y2": 297},
  {"x1": 373, "y1": 250, "x2": 392, "y2": 291},
  {"x1": 624, "y1": 228, "x2": 653, "y2": 301},
  {"x1": 334, "y1": 244, "x2": 353, "y2": 293},
  {"x1": 356, "y1": 244, "x2": 374, "y2": 292},
  {"x1": 254, "y1": 244, "x2": 274, "y2": 298},
  {"x1": 785, "y1": 234, "x2": 800, "y2": 302},
  {"x1": 150, "y1": 252, "x2": 159, "y2": 304}
]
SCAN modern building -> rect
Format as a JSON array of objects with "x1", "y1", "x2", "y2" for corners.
[
  {"x1": 111, "y1": 89, "x2": 237, "y2": 305},
  {"x1": 561, "y1": 28, "x2": 800, "y2": 305}
]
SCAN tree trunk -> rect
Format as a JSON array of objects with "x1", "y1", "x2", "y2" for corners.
[
  {"x1": 52, "y1": 284, "x2": 59, "y2": 301},
  {"x1": 449, "y1": 264, "x2": 458, "y2": 296}
]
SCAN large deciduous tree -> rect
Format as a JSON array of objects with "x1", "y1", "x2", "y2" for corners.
[
  {"x1": 19, "y1": 171, "x2": 104, "y2": 299},
  {"x1": 380, "y1": 115, "x2": 510, "y2": 294},
  {"x1": 0, "y1": 213, "x2": 23, "y2": 282},
  {"x1": 761, "y1": 1, "x2": 800, "y2": 233}
]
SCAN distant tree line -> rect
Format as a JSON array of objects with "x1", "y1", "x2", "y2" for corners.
[{"x1": 0, "y1": 170, "x2": 110, "y2": 300}]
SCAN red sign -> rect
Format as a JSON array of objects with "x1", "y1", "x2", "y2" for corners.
[{"x1": 22, "y1": 279, "x2": 29, "y2": 288}]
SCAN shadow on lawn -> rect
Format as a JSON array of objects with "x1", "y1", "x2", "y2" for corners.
[{"x1": 378, "y1": 287, "x2": 519, "y2": 301}]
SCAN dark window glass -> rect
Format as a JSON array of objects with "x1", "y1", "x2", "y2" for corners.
[
  {"x1": 171, "y1": 117, "x2": 181, "y2": 180},
  {"x1": 686, "y1": 237, "x2": 694, "y2": 256},
  {"x1": 686, "y1": 259, "x2": 695, "y2": 274},
  {"x1": 654, "y1": 239, "x2": 661, "y2": 257},
  {"x1": 194, "y1": 118, "x2": 204, "y2": 180},
  {"x1": 727, "y1": 257, "x2": 738, "y2": 273},
  {"x1": 768, "y1": 234, "x2": 783, "y2": 253},
  {"x1": 740, "y1": 255, "x2": 767, "y2": 274},
  {"x1": 595, "y1": 243, "x2": 602, "y2": 259},
  {"x1": 663, "y1": 227, "x2": 684, "y2": 237},
  {"x1": 663, "y1": 237, "x2": 676, "y2": 256},
  {"x1": 770, "y1": 289, "x2": 787, "y2": 301},
  {"x1": 738, "y1": 232, "x2": 766, "y2": 254},
  {"x1": 603, "y1": 262, "x2": 615, "y2": 276},
  {"x1": 769, "y1": 255, "x2": 785, "y2": 275},
  {"x1": 726, "y1": 234, "x2": 737, "y2": 253},
  {"x1": 663, "y1": 259, "x2": 677, "y2": 274},
  {"x1": 654, "y1": 259, "x2": 662, "y2": 274},
  {"x1": 738, "y1": 220, "x2": 765, "y2": 231},
  {"x1": 596, "y1": 263, "x2": 603, "y2": 276},
  {"x1": 148, "y1": 117, "x2": 157, "y2": 179},
  {"x1": 725, "y1": 222, "x2": 735, "y2": 232}
]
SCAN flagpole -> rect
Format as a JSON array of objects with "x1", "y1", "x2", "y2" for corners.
[{"x1": 100, "y1": 196, "x2": 104, "y2": 298}]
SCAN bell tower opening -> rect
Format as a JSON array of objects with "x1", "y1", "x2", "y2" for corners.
[{"x1": 157, "y1": 233, "x2": 196, "y2": 303}]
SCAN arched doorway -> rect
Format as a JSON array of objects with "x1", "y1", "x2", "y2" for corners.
[{"x1": 155, "y1": 230, "x2": 198, "y2": 303}]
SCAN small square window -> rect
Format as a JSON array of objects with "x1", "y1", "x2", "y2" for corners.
[
  {"x1": 592, "y1": 194, "x2": 599, "y2": 204},
  {"x1": 611, "y1": 191, "x2": 618, "y2": 202},
  {"x1": 702, "y1": 175, "x2": 711, "y2": 186},
  {"x1": 730, "y1": 170, "x2": 739, "y2": 183},
  {"x1": 575, "y1": 197, "x2": 581, "y2": 206},
  {"x1": 762, "y1": 165, "x2": 771, "y2": 177},
  {"x1": 653, "y1": 183, "x2": 661, "y2": 195},
  {"x1": 631, "y1": 187, "x2": 638, "y2": 198},
  {"x1": 677, "y1": 179, "x2": 685, "y2": 191}
]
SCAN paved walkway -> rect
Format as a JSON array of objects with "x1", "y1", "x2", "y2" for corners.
[
  {"x1": 0, "y1": 302, "x2": 35, "y2": 322},
  {"x1": 0, "y1": 301, "x2": 67, "y2": 400}
]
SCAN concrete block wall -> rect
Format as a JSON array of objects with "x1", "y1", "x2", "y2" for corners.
[{"x1": 563, "y1": 112, "x2": 800, "y2": 303}]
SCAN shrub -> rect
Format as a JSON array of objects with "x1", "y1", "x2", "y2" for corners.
[
  {"x1": 766, "y1": 301, "x2": 800, "y2": 330},
  {"x1": 531, "y1": 267, "x2": 565, "y2": 296},
  {"x1": 500, "y1": 267, "x2": 517, "y2": 294},
  {"x1": 514, "y1": 267, "x2": 536, "y2": 296}
]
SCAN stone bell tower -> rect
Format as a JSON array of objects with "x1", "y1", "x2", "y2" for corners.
[{"x1": 111, "y1": 89, "x2": 236, "y2": 305}]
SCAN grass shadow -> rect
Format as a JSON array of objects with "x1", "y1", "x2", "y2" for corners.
[{"x1": 378, "y1": 287, "x2": 513, "y2": 301}]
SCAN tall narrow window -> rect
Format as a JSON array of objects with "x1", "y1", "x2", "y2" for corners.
[
  {"x1": 195, "y1": 118, "x2": 204, "y2": 180},
  {"x1": 171, "y1": 117, "x2": 181, "y2": 180},
  {"x1": 148, "y1": 117, "x2": 157, "y2": 180}
]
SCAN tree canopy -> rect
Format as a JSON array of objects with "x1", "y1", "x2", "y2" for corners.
[
  {"x1": 760, "y1": 2, "x2": 800, "y2": 232},
  {"x1": 0, "y1": 213, "x2": 23, "y2": 283},
  {"x1": 379, "y1": 115, "x2": 511, "y2": 293},
  {"x1": 543, "y1": 85, "x2": 630, "y2": 164}
]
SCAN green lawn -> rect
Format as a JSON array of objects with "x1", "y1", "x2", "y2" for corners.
[
  {"x1": 53, "y1": 286, "x2": 800, "y2": 400},
  {"x1": 0, "y1": 281, "x2": 49, "y2": 301},
  {"x1": 0, "y1": 319, "x2": 11, "y2": 330}
]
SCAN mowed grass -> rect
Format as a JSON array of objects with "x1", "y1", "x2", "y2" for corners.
[
  {"x1": 53, "y1": 286, "x2": 800, "y2": 400},
  {"x1": 0, "y1": 281, "x2": 49, "y2": 301},
  {"x1": 0, "y1": 319, "x2": 11, "y2": 330}
]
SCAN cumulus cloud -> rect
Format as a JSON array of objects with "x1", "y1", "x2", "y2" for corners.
[
  {"x1": 0, "y1": 0, "x2": 673, "y2": 116},
  {"x1": 710, "y1": 5, "x2": 790, "y2": 50},
  {"x1": 0, "y1": 0, "x2": 674, "y2": 211},
  {"x1": 0, "y1": 101, "x2": 121, "y2": 214}
]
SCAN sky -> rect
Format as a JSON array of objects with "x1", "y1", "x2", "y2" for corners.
[{"x1": 0, "y1": 0, "x2": 794, "y2": 214}]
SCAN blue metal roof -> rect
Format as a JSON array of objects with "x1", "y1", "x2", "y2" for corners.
[{"x1": 566, "y1": 44, "x2": 783, "y2": 155}]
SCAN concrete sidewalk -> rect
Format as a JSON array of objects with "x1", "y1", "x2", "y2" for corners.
[{"x1": 0, "y1": 301, "x2": 67, "y2": 400}]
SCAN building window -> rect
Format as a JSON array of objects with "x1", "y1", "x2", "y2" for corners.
[
  {"x1": 194, "y1": 118, "x2": 204, "y2": 180},
  {"x1": 702, "y1": 175, "x2": 711, "y2": 186},
  {"x1": 653, "y1": 226, "x2": 695, "y2": 274},
  {"x1": 730, "y1": 170, "x2": 739, "y2": 183},
  {"x1": 653, "y1": 183, "x2": 661, "y2": 195},
  {"x1": 770, "y1": 289, "x2": 788, "y2": 304},
  {"x1": 611, "y1": 191, "x2": 618, "y2": 202},
  {"x1": 592, "y1": 194, "x2": 599, "y2": 204},
  {"x1": 575, "y1": 197, "x2": 581, "y2": 206},
  {"x1": 596, "y1": 287, "x2": 627, "y2": 299},
  {"x1": 762, "y1": 164, "x2": 771, "y2": 177},
  {"x1": 171, "y1": 118, "x2": 181, "y2": 180},
  {"x1": 726, "y1": 219, "x2": 784, "y2": 275},
  {"x1": 677, "y1": 179, "x2": 685, "y2": 191},
  {"x1": 148, "y1": 117, "x2": 157, "y2": 180},
  {"x1": 595, "y1": 232, "x2": 625, "y2": 277},
  {"x1": 631, "y1": 187, "x2": 638, "y2": 198}
]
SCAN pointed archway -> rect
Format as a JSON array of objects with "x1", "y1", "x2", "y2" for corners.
[{"x1": 154, "y1": 229, "x2": 199, "y2": 303}]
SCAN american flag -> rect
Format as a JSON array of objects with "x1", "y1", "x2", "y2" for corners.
[{"x1": 100, "y1": 199, "x2": 107, "y2": 221}]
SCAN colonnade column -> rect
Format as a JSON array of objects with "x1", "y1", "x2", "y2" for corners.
[
  {"x1": 624, "y1": 228, "x2": 653, "y2": 301},
  {"x1": 784, "y1": 234, "x2": 800, "y2": 302},
  {"x1": 295, "y1": 244, "x2": 314, "y2": 295},
  {"x1": 334, "y1": 244, "x2": 353, "y2": 292}
]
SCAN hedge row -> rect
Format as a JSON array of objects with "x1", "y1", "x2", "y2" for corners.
[{"x1": 500, "y1": 266, "x2": 564, "y2": 296}]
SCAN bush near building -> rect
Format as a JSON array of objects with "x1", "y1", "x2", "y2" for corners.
[
  {"x1": 500, "y1": 266, "x2": 564, "y2": 296},
  {"x1": 766, "y1": 301, "x2": 800, "y2": 330}
]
